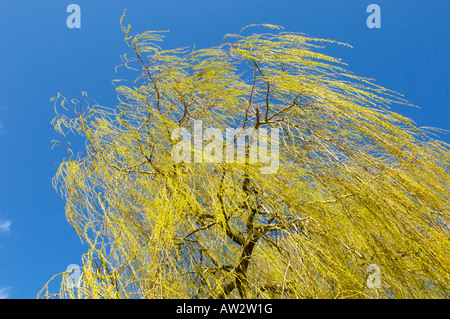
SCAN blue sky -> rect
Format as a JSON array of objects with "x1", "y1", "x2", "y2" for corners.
[{"x1": 0, "y1": 1, "x2": 448, "y2": 299}]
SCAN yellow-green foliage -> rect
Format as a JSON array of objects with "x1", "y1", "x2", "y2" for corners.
[{"x1": 39, "y1": 13, "x2": 450, "y2": 299}]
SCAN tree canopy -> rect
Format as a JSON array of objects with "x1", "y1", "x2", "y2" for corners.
[{"x1": 40, "y1": 13, "x2": 450, "y2": 299}]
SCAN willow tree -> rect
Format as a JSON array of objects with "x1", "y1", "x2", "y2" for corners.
[{"x1": 39, "y1": 14, "x2": 450, "y2": 299}]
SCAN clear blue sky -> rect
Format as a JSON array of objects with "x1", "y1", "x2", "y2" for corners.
[{"x1": 0, "y1": 1, "x2": 448, "y2": 299}]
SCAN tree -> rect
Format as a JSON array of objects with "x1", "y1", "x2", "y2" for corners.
[{"x1": 39, "y1": 13, "x2": 450, "y2": 299}]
